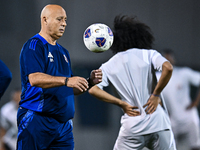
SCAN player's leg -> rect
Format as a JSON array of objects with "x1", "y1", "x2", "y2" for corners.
[
  {"x1": 113, "y1": 128, "x2": 145, "y2": 150},
  {"x1": 17, "y1": 108, "x2": 37, "y2": 150},
  {"x1": 145, "y1": 129, "x2": 176, "y2": 150},
  {"x1": 17, "y1": 108, "x2": 58, "y2": 150},
  {"x1": 113, "y1": 135, "x2": 145, "y2": 150},
  {"x1": 49, "y1": 120, "x2": 74, "y2": 150}
]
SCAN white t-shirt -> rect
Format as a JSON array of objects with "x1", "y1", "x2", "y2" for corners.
[
  {"x1": 97, "y1": 48, "x2": 171, "y2": 136},
  {"x1": 0, "y1": 101, "x2": 18, "y2": 150},
  {"x1": 156, "y1": 66, "x2": 200, "y2": 128}
]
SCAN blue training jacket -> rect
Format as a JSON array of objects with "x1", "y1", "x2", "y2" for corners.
[{"x1": 19, "y1": 34, "x2": 74, "y2": 123}]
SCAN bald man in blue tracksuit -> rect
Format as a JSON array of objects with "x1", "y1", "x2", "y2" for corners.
[{"x1": 17, "y1": 4, "x2": 102, "y2": 150}]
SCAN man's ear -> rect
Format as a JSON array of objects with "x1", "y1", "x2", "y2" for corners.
[{"x1": 43, "y1": 16, "x2": 48, "y2": 25}]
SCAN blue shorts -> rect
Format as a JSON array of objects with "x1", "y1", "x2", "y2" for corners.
[{"x1": 17, "y1": 107, "x2": 74, "y2": 150}]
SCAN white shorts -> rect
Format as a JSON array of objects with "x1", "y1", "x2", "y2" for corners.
[
  {"x1": 172, "y1": 120, "x2": 200, "y2": 148},
  {"x1": 113, "y1": 129, "x2": 176, "y2": 150}
]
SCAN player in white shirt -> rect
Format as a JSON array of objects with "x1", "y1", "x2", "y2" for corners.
[
  {"x1": 156, "y1": 49, "x2": 200, "y2": 150},
  {"x1": 89, "y1": 15, "x2": 176, "y2": 150},
  {"x1": 0, "y1": 88, "x2": 21, "y2": 150}
]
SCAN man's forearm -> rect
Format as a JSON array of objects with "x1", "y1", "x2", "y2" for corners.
[
  {"x1": 153, "y1": 61, "x2": 173, "y2": 95},
  {"x1": 28, "y1": 72, "x2": 66, "y2": 88},
  {"x1": 88, "y1": 85, "x2": 123, "y2": 107}
]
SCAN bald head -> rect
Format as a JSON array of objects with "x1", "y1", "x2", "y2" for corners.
[
  {"x1": 40, "y1": 4, "x2": 65, "y2": 20},
  {"x1": 39, "y1": 4, "x2": 67, "y2": 44}
]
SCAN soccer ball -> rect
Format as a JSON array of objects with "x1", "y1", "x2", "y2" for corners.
[{"x1": 83, "y1": 23, "x2": 114, "y2": 53}]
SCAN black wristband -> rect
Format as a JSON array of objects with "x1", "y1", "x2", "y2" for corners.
[
  {"x1": 86, "y1": 78, "x2": 93, "y2": 89},
  {"x1": 65, "y1": 77, "x2": 69, "y2": 86}
]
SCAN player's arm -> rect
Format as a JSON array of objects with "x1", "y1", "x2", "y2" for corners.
[
  {"x1": 0, "y1": 60, "x2": 12, "y2": 99},
  {"x1": 186, "y1": 69, "x2": 200, "y2": 109},
  {"x1": 89, "y1": 85, "x2": 140, "y2": 116},
  {"x1": 73, "y1": 69, "x2": 103, "y2": 95},
  {"x1": 153, "y1": 61, "x2": 173, "y2": 96},
  {"x1": 29, "y1": 72, "x2": 89, "y2": 92},
  {"x1": 186, "y1": 87, "x2": 200, "y2": 110},
  {"x1": 29, "y1": 69, "x2": 102, "y2": 93},
  {"x1": 144, "y1": 61, "x2": 173, "y2": 114}
]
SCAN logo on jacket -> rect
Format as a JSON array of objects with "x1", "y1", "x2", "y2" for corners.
[
  {"x1": 63, "y1": 54, "x2": 68, "y2": 63},
  {"x1": 48, "y1": 52, "x2": 54, "y2": 62}
]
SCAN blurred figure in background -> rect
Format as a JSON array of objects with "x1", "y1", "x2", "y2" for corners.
[
  {"x1": 0, "y1": 59, "x2": 12, "y2": 99},
  {"x1": 156, "y1": 49, "x2": 200, "y2": 150},
  {"x1": 0, "y1": 88, "x2": 21, "y2": 150}
]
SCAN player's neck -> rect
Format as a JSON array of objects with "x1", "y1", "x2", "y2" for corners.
[{"x1": 39, "y1": 32, "x2": 57, "y2": 45}]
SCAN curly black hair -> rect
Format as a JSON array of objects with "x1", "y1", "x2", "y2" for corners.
[{"x1": 110, "y1": 15, "x2": 155, "y2": 54}]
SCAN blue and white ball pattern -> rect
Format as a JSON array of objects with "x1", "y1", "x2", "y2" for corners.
[{"x1": 83, "y1": 23, "x2": 114, "y2": 53}]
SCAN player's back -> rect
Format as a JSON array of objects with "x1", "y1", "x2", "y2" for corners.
[
  {"x1": 101, "y1": 48, "x2": 157, "y2": 107},
  {"x1": 99, "y1": 48, "x2": 171, "y2": 135}
]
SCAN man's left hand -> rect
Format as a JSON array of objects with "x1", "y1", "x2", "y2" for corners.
[{"x1": 90, "y1": 69, "x2": 102, "y2": 85}]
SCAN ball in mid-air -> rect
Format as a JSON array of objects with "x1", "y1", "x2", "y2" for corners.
[{"x1": 83, "y1": 23, "x2": 114, "y2": 53}]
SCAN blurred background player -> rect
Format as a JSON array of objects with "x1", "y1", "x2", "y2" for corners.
[
  {"x1": 0, "y1": 59, "x2": 12, "y2": 100},
  {"x1": 0, "y1": 59, "x2": 12, "y2": 150},
  {"x1": 156, "y1": 49, "x2": 200, "y2": 150},
  {"x1": 89, "y1": 15, "x2": 176, "y2": 150},
  {"x1": 0, "y1": 88, "x2": 21, "y2": 150}
]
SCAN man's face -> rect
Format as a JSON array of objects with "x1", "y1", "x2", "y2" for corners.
[{"x1": 47, "y1": 8, "x2": 67, "y2": 40}]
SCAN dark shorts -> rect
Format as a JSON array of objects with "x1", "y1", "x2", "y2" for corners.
[{"x1": 17, "y1": 107, "x2": 74, "y2": 150}]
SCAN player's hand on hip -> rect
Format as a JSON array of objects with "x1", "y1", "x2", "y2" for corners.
[
  {"x1": 67, "y1": 76, "x2": 89, "y2": 92},
  {"x1": 121, "y1": 101, "x2": 140, "y2": 116},
  {"x1": 90, "y1": 69, "x2": 102, "y2": 85},
  {"x1": 143, "y1": 95, "x2": 161, "y2": 114}
]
